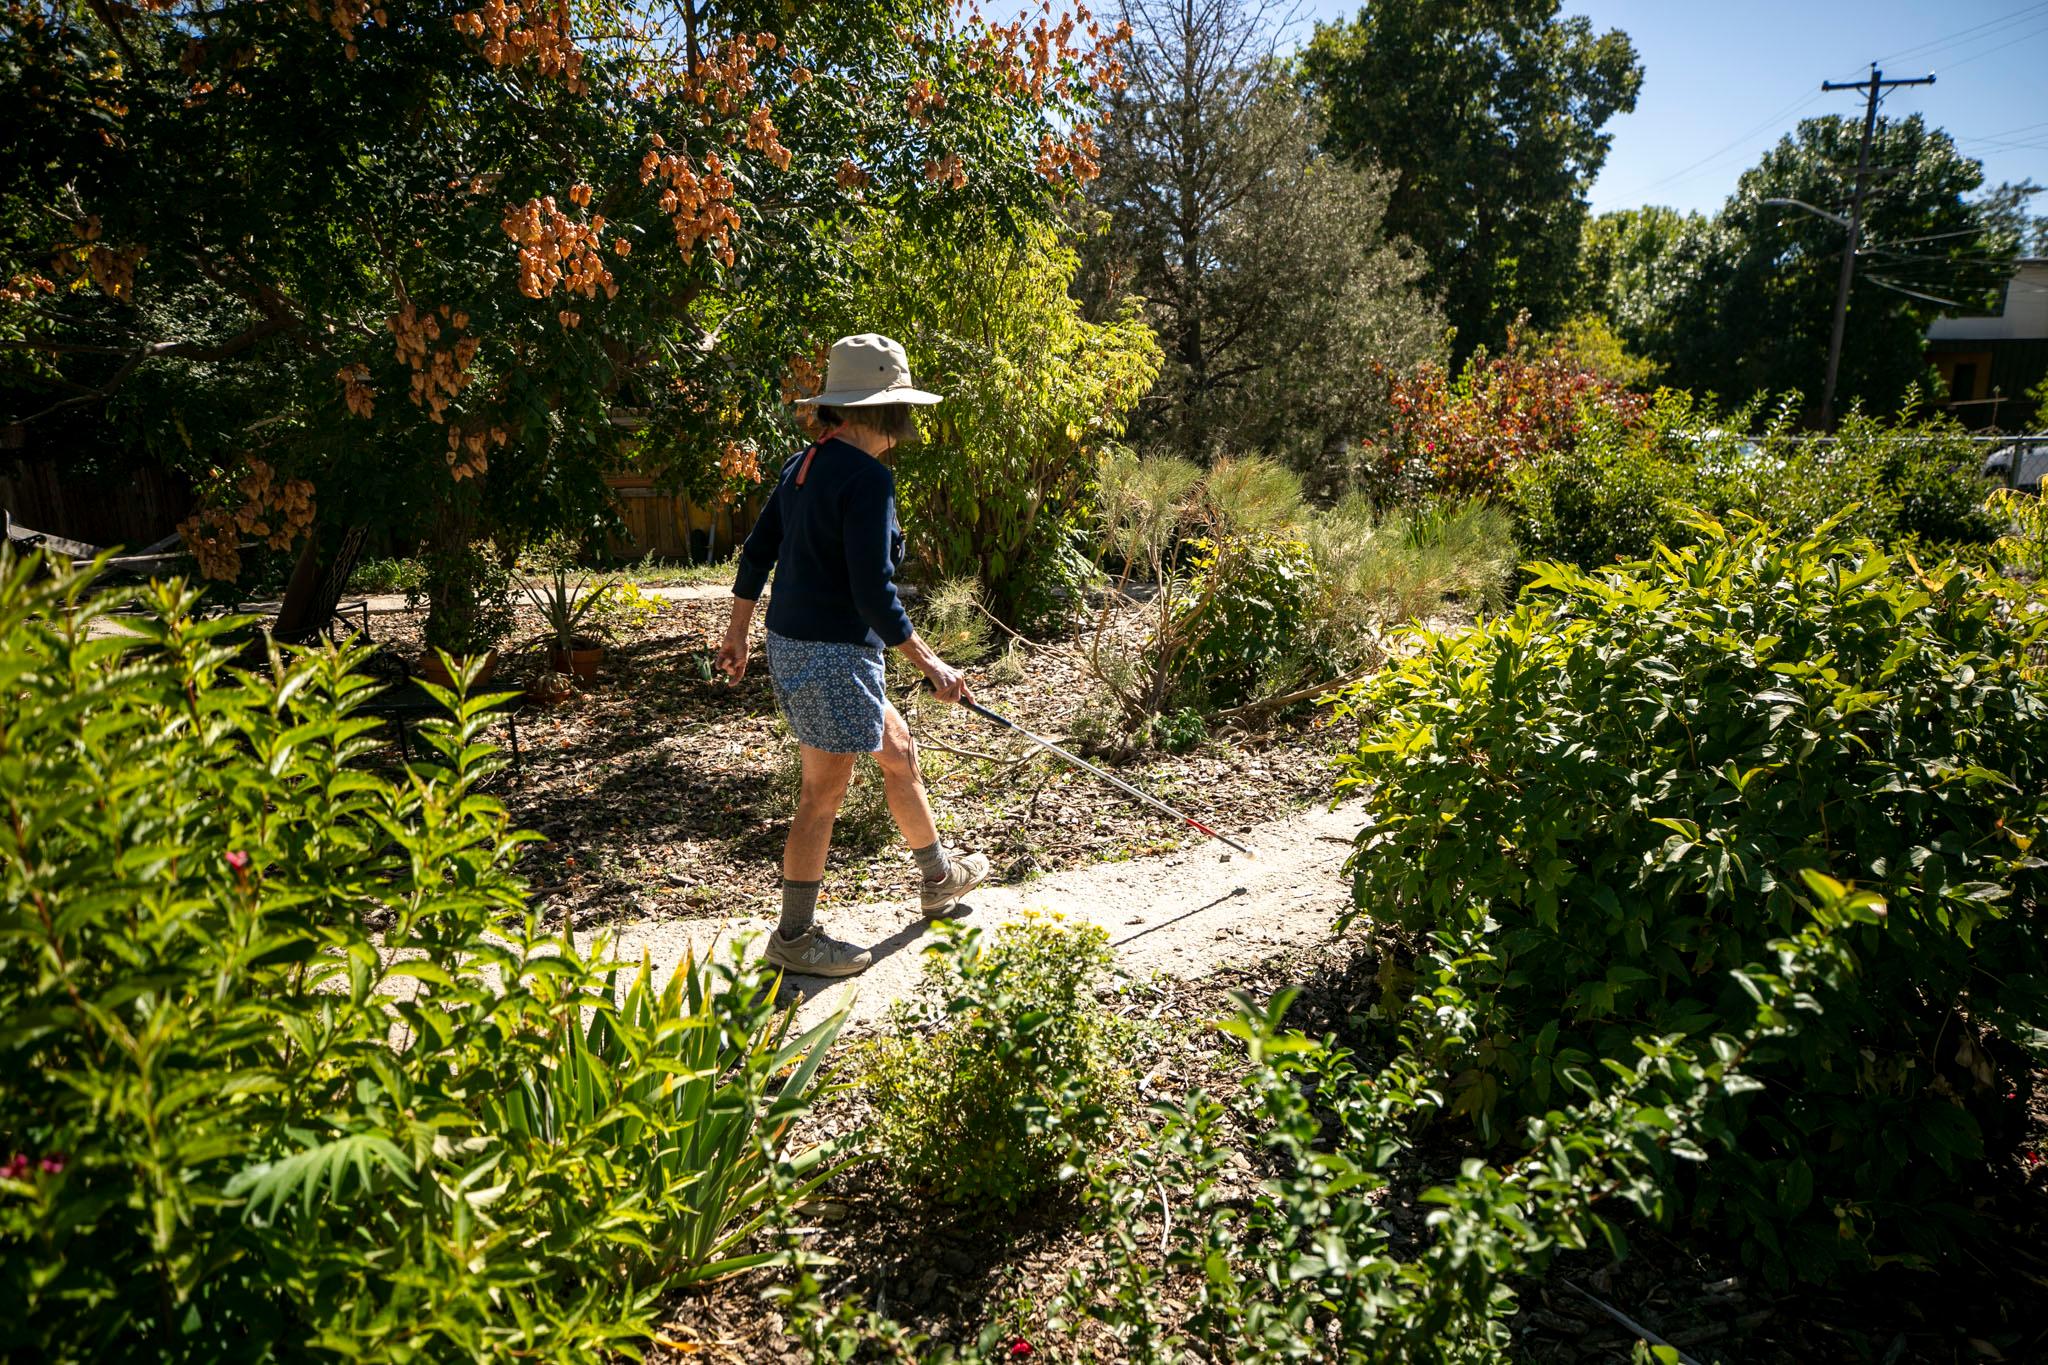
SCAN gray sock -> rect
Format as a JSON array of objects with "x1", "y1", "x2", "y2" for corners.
[
  {"x1": 910, "y1": 841, "x2": 949, "y2": 885},
  {"x1": 778, "y1": 879, "x2": 821, "y2": 941}
]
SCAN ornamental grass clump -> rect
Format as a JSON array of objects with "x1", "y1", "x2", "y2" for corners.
[
  {"x1": 863, "y1": 916, "x2": 1130, "y2": 1213},
  {"x1": 0, "y1": 551, "x2": 843, "y2": 1364},
  {"x1": 1334, "y1": 513, "x2": 2048, "y2": 1283}
]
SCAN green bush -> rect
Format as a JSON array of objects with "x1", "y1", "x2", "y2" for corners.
[
  {"x1": 1176, "y1": 531, "x2": 1318, "y2": 709},
  {"x1": 1508, "y1": 393, "x2": 2002, "y2": 570},
  {"x1": 1059, "y1": 879, "x2": 1881, "y2": 1360},
  {"x1": 863, "y1": 916, "x2": 1129, "y2": 1213},
  {"x1": 1334, "y1": 516, "x2": 2048, "y2": 1281},
  {"x1": 0, "y1": 552, "x2": 843, "y2": 1363},
  {"x1": 346, "y1": 555, "x2": 424, "y2": 595},
  {"x1": 1507, "y1": 408, "x2": 1687, "y2": 569}
]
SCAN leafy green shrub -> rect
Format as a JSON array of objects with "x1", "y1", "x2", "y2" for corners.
[
  {"x1": 1333, "y1": 516, "x2": 2048, "y2": 1281},
  {"x1": 1507, "y1": 409, "x2": 1688, "y2": 568},
  {"x1": 346, "y1": 555, "x2": 424, "y2": 595},
  {"x1": 1176, "y1": 531, "x2": 1318, "y2": 709},
  {"x1": 863, "y1": 916, "x2": 1129, "y2": 1212},
  {"x1": 0, "y1": 552, "x2": 842, "y2": 1363},
  {"x1": 1058, "y1": 877, "x2": 1882, "y2": 1360},
  {"x1": 1509, "y1": 393, "x2": 2002, "y2": 570},
  {"x1": 1148, "y1": 706, "x2": 1208, "y2": 755},
  {"x1": 1988, "y1": 486, "x2": 2048, "y2": 579}
]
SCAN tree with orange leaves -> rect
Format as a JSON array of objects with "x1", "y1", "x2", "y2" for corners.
[{"x1": 0, "y1": 0, "x2": 1129, "y2": 642}]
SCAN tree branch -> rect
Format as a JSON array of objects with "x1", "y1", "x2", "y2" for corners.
[{"x1": 8, "y1": 315, "x2": 299, "y2": 425}]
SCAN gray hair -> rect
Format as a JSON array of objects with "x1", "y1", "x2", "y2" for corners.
[{"x1": 816, "y1": 402, "x2": 918, "y2": 444}]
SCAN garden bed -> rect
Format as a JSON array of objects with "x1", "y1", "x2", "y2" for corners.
[
  {"x1": 655, "y1": 937, "x2": 2048, "y2": 1364},
  {"x1": 365, "y1": 587, "x2": 1357, "y2": 928}
]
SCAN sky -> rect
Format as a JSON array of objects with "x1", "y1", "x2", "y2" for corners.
[{"x1": 1293, "y1": 0, "x2": 2048, "y2": 221}]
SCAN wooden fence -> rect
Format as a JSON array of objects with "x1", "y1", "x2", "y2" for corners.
[
  {"x1": 0, "y1": 458, "x2": 192, "y2": 551},
  {"x1": 602, "y1": 472, "x2": 760, "y2": 562}
]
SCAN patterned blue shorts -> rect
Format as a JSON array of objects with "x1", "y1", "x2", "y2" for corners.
[{"x1": 765, "y1": 630, "x2": 888, "y2": 753}]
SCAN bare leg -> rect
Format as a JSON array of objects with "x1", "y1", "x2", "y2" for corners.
[
  {"x1": 873, "y1": 703, "x2": 940, "y2": 849},
  {"x1": 784, "y1": 746, "x2": 856, "y2": 881}
]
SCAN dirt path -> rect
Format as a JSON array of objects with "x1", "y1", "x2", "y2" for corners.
[{"x1": 595, "y1": 796, "x2": 1363, "y2": 1034}]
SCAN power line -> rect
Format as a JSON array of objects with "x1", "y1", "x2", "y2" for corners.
[
  {"x1": 1633, "y1": 89, "x2": 1829, "y2": 195},
  {"x1": 1853, "y1": 0, "x2": 2048, "y2": 71},
  {"x1": 1922, "y1": 15, "x2": 2048, "y2": 75}
]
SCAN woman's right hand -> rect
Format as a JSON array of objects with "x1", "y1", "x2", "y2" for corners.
[
  {"x1": 717, "y1": 600, "x2": 756, "y2": 683},
  {"x1": 922, "y1": 659, "x2": 971, "y2": 705}
]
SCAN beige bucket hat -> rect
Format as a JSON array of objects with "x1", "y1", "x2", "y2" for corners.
[{"x1": 795, "y1": 333, "x2": 942, "y2": 408}]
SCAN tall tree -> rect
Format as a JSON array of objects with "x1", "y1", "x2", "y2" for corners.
[
  {"x1": 0, "y1": 0, "x2": 1126, "y2": 635},
  {"x1": 1582, "y1": 115, "x2": 2029, "y2": 416},
  {"x1": 1081, "y1": 0, "x2": 1442, "y2": 482},
  {"x1": 1300, "y1": 0, "x2": 1641, "y2": 357}
]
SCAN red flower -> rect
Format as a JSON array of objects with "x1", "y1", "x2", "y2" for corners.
[
  {"x1": 0, "y1": 1154, "x2": 27, "y2": 1180},
  {"x1": 1009, "y1": 1341, "x2": 1034, "y2": 1359},
  {"x1": 38, "y1": 1154, "x2": 65, "y2": 1175},
  {"x1": 225, "y1": 850, "x2": 251, "y2": 871}
]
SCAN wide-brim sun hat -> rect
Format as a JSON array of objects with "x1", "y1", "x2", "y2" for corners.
[{"x1": 795, "y1": 332, "x2": 943, "y2": 408}]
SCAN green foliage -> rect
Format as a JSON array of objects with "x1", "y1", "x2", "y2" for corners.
[
  {"x1": 1177, "y1": 532, "x2": 1318, "y2": 710},
  {"x1": 862, "y1": 916, "x2": 1128, "y2": 1213},
  {"x1": 823, "y1": 217, "x2": 1161, "y2": 628},
  {"x1": 1578, "y1": 115, "x2": 2030, "y2": 415},
  {"x1": 1508, "y1": 393, "x2": 2001, "y2": 568},
  {"x1": 1302, "y1": 0, "x2": 1643, "y2": 356},
  {"x1": 585, "y1": 577, "x2": 664, "y2": 637},
  {"x1": 1332, "y1": 516, "x2": 2048, "y2": 1281},
  {"x1": 1506, "y1": 406, "x2": 1689, "y2": 569},
  {"x1": 1056, "y1": 876, "x2": 1884, "y2": 1360},
  {"x1": 1989, "y1": 486, "x2": 2048, "y2": 579},
  {"x1": 1303, "y1": 495, "x2": 1516, "y2": 629},
  {"x1": 1534, "y1": 312, "x2": 1661, "y2": 388},
  {"x1": 416, "y1": 536, "x2": 515, "y2": 655},
  {"x1": 0, "y1": 551, "x2": 843, "y2": 1362},
  {"x1": 1080, "y1": 2, "x2": 1442, "y2": 477},
  {"x1": 1090, "y1": 453, "x2": 1510, "y2": 735},
  {"x1": 517, "y1": 533, "x2": 616, "y2": 653},
  {"x1": 346, "y1": 556, "x2": 424, "y2": 595},
  {"x1": 1148, "y1": 706, "x2": 1208, "y2": 755}
]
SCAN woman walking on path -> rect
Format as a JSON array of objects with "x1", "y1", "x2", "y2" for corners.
[{"x1": 715, "y1": 333, "x2": 990, "y2": 978}]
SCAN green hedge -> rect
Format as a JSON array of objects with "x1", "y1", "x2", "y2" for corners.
[{"x1": 1334, "y1": 516, "x2": 2048, "y2": 1282}]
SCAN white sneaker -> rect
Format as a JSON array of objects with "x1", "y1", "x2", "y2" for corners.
[{"x1": 763, "y1": 925, "x2": 872, "y2": 978}]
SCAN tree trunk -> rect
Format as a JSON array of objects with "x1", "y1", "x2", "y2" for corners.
[{"x1": 273, "y1": 524, "x2": 368, "y2": 643}]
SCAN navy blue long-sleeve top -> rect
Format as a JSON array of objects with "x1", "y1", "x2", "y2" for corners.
[{"x1": 732, "y1": 437, "x2": 915, "y2": 649}]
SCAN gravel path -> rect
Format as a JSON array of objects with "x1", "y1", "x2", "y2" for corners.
[{"x1": 593, "y1": 796, "x2": 1363, "y2": 1034}]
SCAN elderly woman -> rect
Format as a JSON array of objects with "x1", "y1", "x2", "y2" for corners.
[{"x1": 715, "y1": 333, "x2": 990, "y2": 977}]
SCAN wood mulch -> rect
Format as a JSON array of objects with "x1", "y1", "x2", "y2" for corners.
[{"x1": 364, "y1": 590, "x2": 1353, "y2": 929}]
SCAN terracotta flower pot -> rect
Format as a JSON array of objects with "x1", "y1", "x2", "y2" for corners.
[
  {"x1": 547, "y1": 642, "x2": 604, "y2": 679},
  {"x1": 416, "y1": 650, "x2": 498, "y2": 688}
]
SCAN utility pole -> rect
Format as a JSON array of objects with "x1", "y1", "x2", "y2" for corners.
[{"x1": 1817, "y1": 63, "x2": 1934, "y2": 428}]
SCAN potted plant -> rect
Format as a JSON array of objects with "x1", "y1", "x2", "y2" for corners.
[
  {"x1": 414, "y1": 537, "x2": 515, "y2": 686},
  {"x1": 519, "y1": 535, "x2": 614, "y2": 680},
  {"x1": 526, "y1": 665, "x2": 576, "y2": 708}
]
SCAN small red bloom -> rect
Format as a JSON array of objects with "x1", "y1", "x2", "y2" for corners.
[
  {"x1": 225, "y1": 850, "x2": 251, "y2": 871},
  {"x1": 38, "y1": 1154, "x2": 64, "y2": 1175},
  {"x1": 1, "y1": 1154, "x2": 27, "y2": 1180},
  {"x1": 1009, "y1": 1341, "x2": 1034, "y2": 1359}
]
